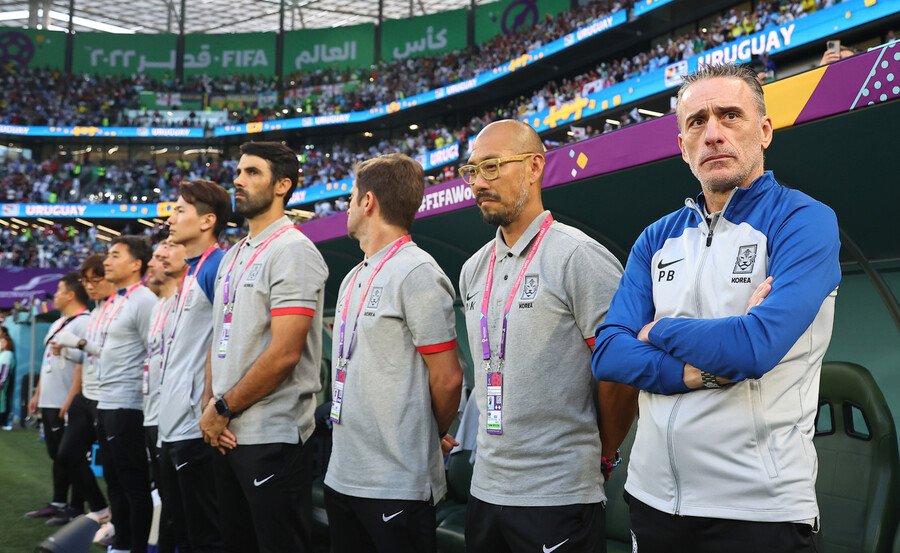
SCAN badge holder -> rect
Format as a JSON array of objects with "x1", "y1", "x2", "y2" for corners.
[
  {"x1": 486, "y1": 360, "x2": 503, "y2": 435},
  {"x1": 330, "y1": 363, "x2": 347, "y2": 423}
]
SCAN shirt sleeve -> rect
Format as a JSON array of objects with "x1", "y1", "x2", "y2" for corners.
[
  {"x1": 402, "y1": 262, "x2": 457, "y2": 353},
  {"x1": 132, "y1": 290, "x2": 158, "y2": 349},
  {"x1": 268, "y1": 236, "x2": 328, "y2": 317},
  {"x1": 648, "y1": 202, "x2": 841, "y2": 381},
  {"x1": 65, "y1": 316, "x2": 90, "y2": 364},
  {"x1": 563, "y1": 240, "x2": 624, "y2": 347},
  {"x1": 591, "y1": 228, "x2": 691, "y2": 395},
  {"x1": 197, "y1": 250, "x2": 224, "y2": 305}
]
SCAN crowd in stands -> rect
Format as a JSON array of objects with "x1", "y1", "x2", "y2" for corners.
[{"x1": 0, "y1": 0, "x2": 867, "y2": 216}]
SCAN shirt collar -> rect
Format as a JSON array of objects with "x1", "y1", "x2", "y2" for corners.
[
  {"x1": 494, "y1": 210, "x2": 552, "y2": 258},
  {"x1": 363, "y1": 236, "x2": 412, "y2": 265},
  {"x1": 247, "y1": 215, "x2": 293, "y2": 248}
]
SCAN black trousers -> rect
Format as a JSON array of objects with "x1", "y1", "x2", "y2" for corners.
[
  {"x1": 212, "y1": 440, "x2": 312, "y2": 553},
  {"x1": 56, "y1": 394, "x2": 107, "y2": 512},
  {"x1": 97, "y1": 408, "x2": 152, "y2": 553},
  {"x1": 145, "y1": 425, "x2": 176, "y2": 553},
  {"x1": 324, "y1": 485, "x2": 437, "y2": 553},
  {"x1": 41, "y1": 407, "x2": 82, "y2": 508},
  {"x1": 159, "y1": 438, "x2": 224, "y2": 553},
  {"x1": 625, "y1": 491, "x2": 824, "y2": 553},
  {"x1": 465, "y1": 496, "x2": 607, "y2": 553}
]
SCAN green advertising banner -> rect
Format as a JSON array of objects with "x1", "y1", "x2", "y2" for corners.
[
  {"x1": 475, "y1": 0, "x2": 570, "y2": 45},
  {"x1": 283, "y1": 24, "x2": 375, "y2": 74},
  {"x1": 0, "y1": 28, "x2": 65, "y2": 69},
  {"x1": 381, "y1": 9, "x2": 467, "y2": 63},
  {"x1": 184, "y1": 32, "x2": 275, "y2": 78},
  {"x1": 72, "y1": 32, "x2": 177, "y2": 78}
]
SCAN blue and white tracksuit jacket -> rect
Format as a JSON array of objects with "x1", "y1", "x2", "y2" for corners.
[{"x1": 592, "y1": 171, "x2": 841, "y2": 522}]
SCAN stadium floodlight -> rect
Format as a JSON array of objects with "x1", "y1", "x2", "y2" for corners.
[
  {"x1": 75, "y1": 218, "x2": 94, "y2": 227},
  {"x1": 10, "y1": 218, "x2": 27, "y2": 226},
  {"x1": 96, "y1": 225, "x2": 121, "y2": 236},
  {"x1": 638, "y1": 108, "x2": 664, "y2": 118},
  {"x1": 605, "y1": 119, "x2": 621, "y2": 126},
  {"x1": 409, "y1": 124, "x2": 419, "y2": 130},
  {"x1": 37, "y1": 218, "x2": 54, "y2": 225},
  {"x1": 137, "y1": 219, "x2": 155, "y2": 227},
  {"x1": 0, "y1": 219, "x2": 8, "y2": 226},
  {"x1": 97, "y1": 235, "x2": 112, "y2": 242}
]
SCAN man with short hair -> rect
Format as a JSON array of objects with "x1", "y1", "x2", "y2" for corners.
[
  {"x1": 144, "y1": 239, "x2": 183, "y2": 553},
  {"x1": 25, "y1": 272, "x2": 91, "y2": 525},
  {"x1": 67, "y1": 236, "x2": 157, "y2": 553},
  {"x1": 51, "y1": 256, "x2": 112, "y2": 537},
  {"x1": 159, "y1": 179, "x2": 231, "y2": 553},
  {"x1": 457, "y1": 120, "x2": 626, "y2": 553},
  {"x1": 591, "y1": 64, "x2": 841, "y2": 553},
  {"x1": 200, "y1": 141, "x2": 328, "y2": 553},
  {"x1": 324, "y1": 153, "x2": 463, "y2": 553}
]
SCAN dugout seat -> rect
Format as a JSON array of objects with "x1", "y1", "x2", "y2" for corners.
[{"x1": 815, "y1": 361, "x2": 900, "y2": 553}]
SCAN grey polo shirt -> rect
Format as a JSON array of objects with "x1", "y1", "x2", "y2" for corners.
[
  {"x1": 459, "y1": 210, "x2": 623, "y2": 507},
  {"x1": 324, "y1": 240, "x2": 457, "y2": 502},
  {"x1": 38, "y1": 313, "x2": 88, "y2": 409},
  {"x1": 210, "y1": 216, "x2": 328, "y2": 446},
  {"x1": 143, "y1": 296, "x2": 173, "y2": 427},
  {"x1": 82, "y1": 304, "x2": 107, "y2": 401},
  {"x1": 97, "y1": 285, "x2": 158, "y2": 411},
  {"x1": 159, "y1": 249, "x2": 224, "y2": 443}
]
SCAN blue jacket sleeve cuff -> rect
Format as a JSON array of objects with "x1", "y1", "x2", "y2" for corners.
[{"x1": 658, "y1": 353, "x2": 689, "y2": 394}]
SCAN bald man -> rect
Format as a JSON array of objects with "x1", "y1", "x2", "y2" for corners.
[{"x1": 455, "y1": 120, "x2": 630, "y2": 553}]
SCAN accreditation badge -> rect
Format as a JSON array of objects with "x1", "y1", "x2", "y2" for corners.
[
  {"x1": 486, "y1": 371, "x2": 503, "y2": 435},
  {"x1": 329, "y1": 368, "x2": 347, "y2": 423}
]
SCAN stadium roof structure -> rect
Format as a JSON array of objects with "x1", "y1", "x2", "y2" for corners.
[{"x1": 0, "y1": 0, "x2": 477, "y2": 34}]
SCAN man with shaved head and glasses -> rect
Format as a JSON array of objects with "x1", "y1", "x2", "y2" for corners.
[{"x1": 456, "y1": 119, "x2": 629, "y2": 553}]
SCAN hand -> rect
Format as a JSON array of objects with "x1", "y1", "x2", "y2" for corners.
[
  {"x1": 199, "y1": 398, "x2": 234, "y2": 455},
  {"x1": 59, "y1": 397, "x2": 72, "y2": 420},
  {"x1": 53, "y1": 330, "x2": 80, "y2": 348},
  {"x1": 819, "y1": 49, "x2": 840, "y2": 66},
  {"x1": 745, "y1": 276, "x2": 773, "y2": 314},
  {"x1": 683, "y1": 363, "x2": 703, "y2": 389},
  {"x1": 441, "y1": 434, "x2": 459, "y2": 457},
  {"x1": 50, "y1": 342, "x2": 63, "y2": 356},
  {"x1": 636, "y1": 319, "x2": 659, "y2": 343},
  {"x1": 28, "y1": 393, "x2": 39, "y2": 415}
]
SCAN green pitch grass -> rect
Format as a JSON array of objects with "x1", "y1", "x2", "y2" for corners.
[{"x1": 0, "y1": 428, "x2": 108, "y2": 553}]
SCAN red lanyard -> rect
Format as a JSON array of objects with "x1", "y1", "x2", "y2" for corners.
[
  {"x1": 337, "y1": 235, "x2": 411, "y2": 366},
  {"x1": 96, "y1": 283, "x2": 141, "y2": 346},
  {"x1": 222, "y1": 225, "x2": 296, "y2": 312},
  {"x1": 480, "y1": 215, "x2": 553, "y2": 371}
]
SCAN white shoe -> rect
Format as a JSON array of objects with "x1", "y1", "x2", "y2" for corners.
[
  {"x1": 93, "y1": 521, "x2": 114, "y2": 543},
  {"x1": 88, "y1": 507, "x2": 111, "y2": 524}
]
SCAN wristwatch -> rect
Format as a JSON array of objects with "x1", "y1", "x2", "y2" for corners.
[
  {"x1": 76, "y1": 339, "x2": 87, "y2": 350},
  {"x1": 701, "y1": 371, "x2": 721, "y2": 389},
  {"x1": 214, "y1": 396, "x2": 238, "y2": 419}
]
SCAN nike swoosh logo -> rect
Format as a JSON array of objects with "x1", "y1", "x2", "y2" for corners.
[
  {"x1": 465, "y1": 291, "x2": 478, "y2": 302},
  {"x1": 657, "y1": 258, "x2": 684, "y2": 269},
  {"x1": 543, "y1": 539, "x2": 569, "y2": 553},
  {"x1": 106, "y1": 435, "x2": 116, "y2": 441},
  {"x1": 253, "y1": 474, "x2": 275, "y2": 487},
  {"x1": 50, "y1": 426, "x2": 62, "y2": 432},
  {"x1": 175, "y1": 462, "x2": 189, "y2": 471},
  {"x1": 382, "y1": 510, "x2": 403, "y2": 522}
]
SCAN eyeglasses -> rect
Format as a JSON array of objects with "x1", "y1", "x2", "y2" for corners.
[
  {"x1": 458, "y1": 153, "x2": 538, "y2": 185},
  {"x1": 80, "y1": 277, "x2": 104, "y2": 286}
]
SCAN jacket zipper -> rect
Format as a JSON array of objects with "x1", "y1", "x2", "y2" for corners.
[{"x1": 667, "y1": 395, "x2": 685, "y2": 515}]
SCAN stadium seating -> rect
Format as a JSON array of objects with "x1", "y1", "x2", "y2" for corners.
[{"x1": 815, "y1": 361, "x2": 900, "y2": 553}]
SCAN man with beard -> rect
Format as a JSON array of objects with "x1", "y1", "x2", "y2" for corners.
[
  {"x1": 200, "y1": 142, "x2": 328, "y2": 553},
  {"x1": 456, "y1": 120, "x2": 628, "y2": 553},
  {"x1": 591, "y1": 64, "x2": 840, "y2": 552}
]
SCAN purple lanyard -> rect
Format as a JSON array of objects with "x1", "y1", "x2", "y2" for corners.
[
  {"x1": 222, "y1": 225, "x2": 296, "y2": 313},
  {"x1": 480, "y1": 215, "x2": 553, "y2": 371},
  {"x1": 337, "y1": 235, "x2": 411, "y2": 367}
]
